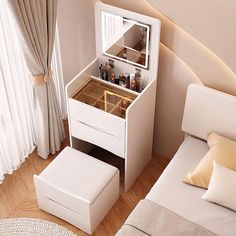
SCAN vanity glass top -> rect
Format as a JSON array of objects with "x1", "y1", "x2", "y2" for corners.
[{"x1": 73, "y1": 78, "x2": 137, "y2": 119}]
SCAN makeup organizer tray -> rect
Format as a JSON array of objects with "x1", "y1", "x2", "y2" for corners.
[{"x1": 72, "y1": 78, "x2": 137, "y2": 119}]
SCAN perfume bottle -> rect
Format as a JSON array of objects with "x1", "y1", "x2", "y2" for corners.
[
  {"x1": 99, "y1": 64, "x2": 103, "y2": 79},
  {"x1": 108, "y1": 59, "x2": 115, "y2": 82},
  {"x1": 130, "y1": 73, "x2": 136, "y2": 91},
  {"x1": 119, "y1": 75, "x2": 127, "y2": 88},
  {"x1": 111, "y1": 73, "x2": 115, "y2": 83},
  {"x1": 104, "y1": 63, "x2": 109, "y2": 81},
  {"x1": 124, "y1": 73, "x2": 130, "y2": 89},
  {"x1": 135, "y1": 69, "x2": 141, "y2": 92}
]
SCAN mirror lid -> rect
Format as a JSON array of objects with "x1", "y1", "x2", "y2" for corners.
[
  {"x1": 95, "y1": 2, "x2": 161, "y2": 75},
  {"x1": 101, "y1": 11, "x2": 150, "y2": 69}
]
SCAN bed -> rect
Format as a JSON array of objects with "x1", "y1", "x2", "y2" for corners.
[{"x1": 117, "y1": 84, "x2": 236, "y2": 236}]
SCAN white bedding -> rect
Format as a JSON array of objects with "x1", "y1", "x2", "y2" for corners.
[{"x1": 146, "y1": 136, "x2": 236, "y2": 236}]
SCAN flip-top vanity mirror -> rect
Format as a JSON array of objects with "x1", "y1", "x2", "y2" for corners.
[
  {"x1": 102, "y1": 11, "x2": 150, "y2": 68},
  {"x1": 66, "y1": 2, "x2": 161, "y2": 192}
]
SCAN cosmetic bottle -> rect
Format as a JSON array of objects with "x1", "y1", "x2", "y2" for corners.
[
  {"x1": 130, "y1": 73, "x2": 136, "y2": 91},
  {"x1": 111, "y1": 73, "x2": 115, "y2": 83},
  {"x1": 99, "y1": 64, "x2": 103, "y2": 80},
  {"x1": 108, "y1": 59, "x2": 115, "y2": 82},
  {"x1": 115, "y1": 77, "x2": 119, "y2": 85},
  {"x1": 100, "y1": 63, "x2": 108, "y2": 81},
  {"x1": 105, "y1": 63, "x2": 109, "y2": 81},
  {"x1": 123, "y1": 73, "x2": 130, "y2": 89},
  {"x1": 130, "y1": 79, "x2": 136, "y2": 91},
  {"x1": 135, "y1": 69, "x2": 141, "y2": 92},
  {"x1": 119, "y1": 75, "x2": 127, "y2": 88}
]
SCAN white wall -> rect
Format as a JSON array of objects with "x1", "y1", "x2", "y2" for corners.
[{"x1": 57, "y1": 0, "x2": 97, "y2": 86}]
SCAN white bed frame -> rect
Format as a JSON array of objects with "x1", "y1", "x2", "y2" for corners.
[
  {"x1": 182, "y1": 84, "x2": 236, "y2": 141},
  {"x1": 117, "y1": 84, "x2": 236, "y2": 236}
]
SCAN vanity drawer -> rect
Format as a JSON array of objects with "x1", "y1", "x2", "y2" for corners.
[
  {"x1": 68, "y1": 98, "x2": 126, "y2": 140},
  {"x1": 70, "y1": 119, "x2": 125, "y2": 158}
]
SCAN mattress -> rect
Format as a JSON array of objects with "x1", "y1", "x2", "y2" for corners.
[{"x1": 146, "y1": 136, "x2": 236, "y2": 236}]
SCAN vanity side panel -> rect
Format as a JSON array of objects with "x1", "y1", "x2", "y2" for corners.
[
  {"x1": 125, "y1": 79, "x2": 157, "y2": 191},
  {"x1": 66, "y1": 58, "x2": 99, "y2": 97}
]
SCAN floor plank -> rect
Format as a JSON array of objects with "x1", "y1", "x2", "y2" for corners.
[{"x1": 0, "y1": 121, "x2": 169, "y2": 235}]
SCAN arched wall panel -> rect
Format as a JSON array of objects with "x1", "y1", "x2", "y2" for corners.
[
  {"x1": 147, "y1": 0, "x2": 236, "y2": 74},
  {"x1": 155, "y1": 44, "x2": 201, "y2": 157}
]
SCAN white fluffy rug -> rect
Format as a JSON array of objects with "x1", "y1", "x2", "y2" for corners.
[{"x1": 0, "y1": 218, "x2": 77, "y2": 236}]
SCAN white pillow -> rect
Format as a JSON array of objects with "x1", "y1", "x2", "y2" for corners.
[{"x1": 202, "y1": 161, "x2": 236, "y2": 211}]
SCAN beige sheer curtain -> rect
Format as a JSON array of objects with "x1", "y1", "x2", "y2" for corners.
[{"x1": 7, "y1": 0, "x2": 65, "y2": 159}]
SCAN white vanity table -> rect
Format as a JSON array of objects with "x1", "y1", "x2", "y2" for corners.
[{"x1": 66, "y1": 3, "x2": 161, "y2": 192}]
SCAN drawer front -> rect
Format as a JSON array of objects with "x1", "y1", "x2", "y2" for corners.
[
  {"x1": 68, "y1": 98, "x2": 126, "y2": 140},
  {"x1": 36, "y1": 194, "x2": 91, "y2": 233},
  {"x1": 70, "y1": 119, "x2": 125, "y2": 158}
]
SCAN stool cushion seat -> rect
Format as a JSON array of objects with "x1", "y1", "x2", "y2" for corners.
[
  {"x1": 34, "y1": 146, "x2": 119, "y2": 234},
  {"x1": 40, "y1": 147, "x2": 117, "y2": 204}
]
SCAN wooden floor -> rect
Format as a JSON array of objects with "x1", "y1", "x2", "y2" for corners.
[{"x1": 0, "y1": 121, "x2": 169, "y2": 236}]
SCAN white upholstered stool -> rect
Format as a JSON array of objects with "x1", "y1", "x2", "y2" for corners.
[{"x1": 34, "y1": 146, "x2": 119, "y2": 234}]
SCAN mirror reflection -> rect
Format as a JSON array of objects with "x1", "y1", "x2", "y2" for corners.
[{"x1": 102, "y1": 11, "x2": 150, "y2": 69}]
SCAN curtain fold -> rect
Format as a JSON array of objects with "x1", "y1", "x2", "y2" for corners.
[
  {"x1": 0, "y1": 0, "x2": 36, "y2": 183},
  {"x1": 7, "y1": 0, "x2": 65, "y2": 158}
]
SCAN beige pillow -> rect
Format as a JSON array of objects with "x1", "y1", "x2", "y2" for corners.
[
  {"x1": 183, "y1": 133, "x2": 236, "y2": 189},
  {"x1": 202, "y1": 161, "x2": 236, "y2": 211}
]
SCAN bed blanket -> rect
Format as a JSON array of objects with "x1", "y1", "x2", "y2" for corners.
[{"x1": 116, "y1": 199, "x2": 217, "y2": 236}]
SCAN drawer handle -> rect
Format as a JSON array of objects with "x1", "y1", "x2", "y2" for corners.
[
  {"x1": 44, "y1": 195, "x2": 79, "y2": 214},
  {"x1": 78, "y1": 121, "x2": 124, "y2": 140}
]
